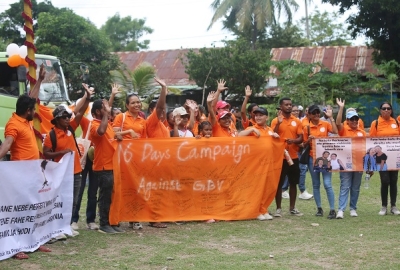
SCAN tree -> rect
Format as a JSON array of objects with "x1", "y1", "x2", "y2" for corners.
[
  {"x1": 374, "y1": 60, "x2": 400, "y2": 105},
  {"x1": 208, "y1": 0, "x2": 299, "y2": 49},
  {"x1": 261, "y1": 22, "x2": 308, "y2": 49},
  {"x1": 299, "y1": 9, "x2": 351, "y2": 46},
  {"x1": 0, "y1": 0, "x2": 56, "y2": 45},
  {"x1": 101, "y1": 13, "x2": 153, "y2": 52},
  {"x1": 36, "y1": 9, "x2": 120, "y2": 99},
  {"x1": 322, "y1": 0, "x2": 400, "y2": 63},
  {"x1": 183, "y1": 38, "x2": 270, "y2": 103}
]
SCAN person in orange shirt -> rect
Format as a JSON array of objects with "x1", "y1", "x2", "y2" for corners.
[
  {"x1": 369, "y1": 102, "x2": 400, "y2": 216},
  {"x1": 240, "y1": 85, "x2": 258, "y2": 129},
  {"x1": 303, "y1": 104, "x2": 338, "y2": 219},
  {"x1": 271, "y1": 98, "x2": 304, "y2": 217},
  {"x1": 207, "y1": 92, "x2": 237, "y2": 137},
  {"x1": 335, "y1": 98, "x2": 366, "y2": 219},
  {"x1": 210, "y1": 79, "x2": 237, "y2": 132},
  {"x1": 90, "y1": 99, "x2": 124, "y2": 234},
  {"x1": 343, "y1": 108, "x2": 365, "y2": 130}
]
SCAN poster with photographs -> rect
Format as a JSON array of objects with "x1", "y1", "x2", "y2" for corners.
[
  {"x1": 314, "y1": 138, "x2": 353, "y2": 172},
  {"x1": 365, "y1": 137, "x2": 400, "y2": 171}
]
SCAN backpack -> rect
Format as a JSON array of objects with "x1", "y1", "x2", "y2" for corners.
[{"x1": 49, "y1": 125, "x2": 82, "y2": 158}]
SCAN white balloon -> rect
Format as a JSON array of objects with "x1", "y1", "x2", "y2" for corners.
[
  {"x1": 6, "y1": 43, "x2": 19, "y2": 56},
  {"x1": 19, "y1": 45, "x2": 28, "y2": 58}
]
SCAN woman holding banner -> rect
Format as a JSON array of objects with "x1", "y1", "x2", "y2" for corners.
[
  {"x1": 369, "y1": 102, "x2": 400, "y2": 216},
  {"x1": 334, "y1": 98, "x2": 366, "y2": 219},
  {"x1": 302, "y1": 104, "x2": 338, "y2": 219}
]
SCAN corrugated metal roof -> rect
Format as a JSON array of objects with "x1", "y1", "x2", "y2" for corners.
[
  {"x1": 270, "y1": 46, "x2": 376, "y2": 74},
  {"x1": 114, "y1": 49, "x2": 198, "y2": 87}
]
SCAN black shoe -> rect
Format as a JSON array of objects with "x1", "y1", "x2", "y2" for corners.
[
  {"x1": 327, "y1": 210, "x2": 336, "y2": 219},
  {"x1": 98, "y1": 225, "x2": 116, "y2": 234},
  {"x1": 111, "y1": 225, "x2": 125, "y2": 233},
  {"x1": 315, "y1": 207, "x2": 323, "y2": 217}
]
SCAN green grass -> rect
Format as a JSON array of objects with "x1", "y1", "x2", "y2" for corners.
[{"x1": 1, "y1": 172, "x2": 400, "y2": 269}]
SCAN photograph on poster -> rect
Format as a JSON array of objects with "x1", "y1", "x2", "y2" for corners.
[
  {"x1": 365, "y1": 137, "x2": 400, "y2": 171},
  {"x1": 315, "y1": 138, "x2": 353, "y2": 171}
]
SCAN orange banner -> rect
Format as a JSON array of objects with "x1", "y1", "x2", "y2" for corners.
[{"x1": 110, "y1": 137, "x2": 284, "y2": 223}]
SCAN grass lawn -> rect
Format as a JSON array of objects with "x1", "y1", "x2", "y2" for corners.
[{"x1": 1, "y1": 172, "x2": 400, "y2": 269}]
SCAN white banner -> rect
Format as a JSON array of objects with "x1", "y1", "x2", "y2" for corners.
[{"x1": 0, "y1": 154, "x2": 74, "y2": 261}]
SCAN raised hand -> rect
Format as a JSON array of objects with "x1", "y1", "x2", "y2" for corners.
[
  {"x1": 277, "y1": 109, "x2": 283, "y2": 123},
  {"x1": 82, "y1": 83, "x2": 95, "y2": 98},
  {"x1": 174, "y1": 116, "x2": 182, "y2": 126},
  {"x1": 336, "y1": 98, "x2": 345, "y2": 108},
  {"x1": 207, "y1": 91, "x2": 216, "y2": 103},
  {"x1": 154, "y1": 77, "x2": 167, "y2": 88},
  {"x1": 111, "y1": 83, "x2": 121, "y2": 95},
  {"x1": 185, "y1": 99, "x2": 197, "y2": 111},
  {"x1": 217, "y1": 79, "x2": 228, "y2": 92},
  {"x1": 39, "y1": 64, "x2": 46, "y2": 80},
  {"x1": 245, "y1": 85, "x2": 252, "y2": 97},
  {"x1": 102, "y1": 99, "x2": 111, "y2": 113}
]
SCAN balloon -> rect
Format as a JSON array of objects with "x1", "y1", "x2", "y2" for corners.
[
  {"x1": 18, "y1": 45, "x2": 28, "y2": 58},
  {"x1": 21, "y1": 58, "x2": 29, "y2": 68},
  {"x1": 7, "y1": 55, "x2": 22, "y2": 67},
  {"x1": 6, "y1": 43, "x2": 19, "y2": 56}
]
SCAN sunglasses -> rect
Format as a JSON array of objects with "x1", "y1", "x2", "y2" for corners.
[
  {"x1": 348, "y1": 116, "x2": 359, "y2": 122},
  {"x1": 60, "y1": 114, "x2": 72, "y2": 120},
  {"x1": 311, "y1": 110, "x2": 320, "y2": 115},
  {"x1": 381, "y1": 107, "x2": 392, "y2": 111}
]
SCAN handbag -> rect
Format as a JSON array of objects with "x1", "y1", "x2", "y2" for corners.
[
  {"x1": 299, "y1": 125, "x2": 310, "y2": 165},
  {"x1": 76, "y1": 121, "x2": 92, "y2": 170}
]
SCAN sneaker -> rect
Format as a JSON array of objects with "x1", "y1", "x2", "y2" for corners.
[
  {"x1": 68, "y1": 227, "x2": 79, "y2": 237},
  {"x1": 336, "y1": 210, "x2": 344, "y2": 219},
  {"x1": 71, "y1": 222, "x2": 79, "y2": 230},
  {"x1": 282, "y1": 191, "x2": 290, "y2": 199},
  {"x1": 391, "y1": 206, "x2": 400, "y2": 215},
  {"x1": 98, "y1": 225, "x2": 116, "y2": 234},
  {"x1": 55, "y1": 233, "x2": 67, "y2": 240},
  {"x1": 87, "y1": 222, "x2": 99, "y2": 230},
  {"x1": 257, "y1": 214, "x2": 266, "y2": 221},
  {"x1": 131, "y1": 222, "x2": 143, "y2": 230},
  {"x1": 315, "y1": 207, "x2": 323, "y2": 217},
  {"x1": 350, "y1": 209, "x2": 358, "y2": 217},
  {"x1": 205, "y1": 219, "x2": 216, "y2": 223},
  {"x1": 327, "y1": 210, "x2": 336, "y2": 219},
  {"x1": 111, "y1": 225, "x2": 125, "y2": 233},
  {"x1": 379, "y1": 207, "x2": 387, "y2": 216},
  {"x1": 290, "y1": 208, "x2": 304, "y2": 216},
  {"x1": 264, "y1": 213, "x2": 274, "y2": 220},
  {"x1": 274, "y1": 208, "x2": 282, "y2": 217},
  {"x1": 299, "y1": 190, "x2": 313, "y2": 200}
]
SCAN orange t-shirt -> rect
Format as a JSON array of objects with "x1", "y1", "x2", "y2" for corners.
[
  {"x1": 76, "y1": 116, "x2": 91, "y2": 138},
  {"x1": 245, "y1": 124, "x2": 274, "y2": 137},
  {"x1": 192, "y1": 120, "x2": 200, "y2": 136},
  {"x1": 209, "y1": 113, "x2": 237, "y2": 132},
  {"x1": 301, "y1": 117, "x2": 310, "y2": 126},
  {"x1": 212, "y1": 123, "x2": 237, "y2": 137},
  {"x1": 242, "y1": 118, "x2": 256, "y2": 129},
  {"x1": 113, "y1": 112, "x2": 146, "y2": 139},
  {"x1": 271, "y1": 115, "x2": 303, "y2": 159},
  {"x1": 339, "y1": 125, "x2": 366, "y2": 137},
  {"x1": 89, "y1": 119, "x2": 116, "y2": 171},
  {"x1": 43, "y1": 119, "x2": 82, "y2": 174},
  {"x1": 303, "y1": 120, "x2": 332, "y2": 157},
  {"x1": 146, "y1": 110, "x2": 170, "y2": 138},
  {"x1": 5, "y1": 113, "x2": 39, "y2": 161},
  {"x1": 370, "y1": 116, "x2": 400, "y2": 136}
]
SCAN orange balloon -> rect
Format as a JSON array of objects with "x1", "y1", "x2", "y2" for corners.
[
  {"x1": 7, "y1": 54, "x2": 22, "y2": 67},
  {"x1": 21, "y1": 58, "x2": 29, "y2": 68}
]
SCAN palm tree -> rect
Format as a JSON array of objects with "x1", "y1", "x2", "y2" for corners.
[{"x1": 208, "y1": 0, "x2": 299, "y2": 49}]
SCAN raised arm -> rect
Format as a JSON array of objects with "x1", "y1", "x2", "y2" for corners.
[
  {"x1": 74, "y1": 83, "x2": 95, "y2": 125},
  {"x1": 185, "y1": 99, "x2": 197, "y2": 130},
  {"x1": 325, "y1": 109, "x2": 338, "y2": 134},
  {"x1": 207, "y1": 92, "x2": 217, "y2": 126},
  {"x1": 335, "y1": 98, "x2": 345, "y2": 131},
  {"x1": 241, "y1": 85, "x2": 251, "y2": 122},
  {"x1": 97, "y1": 100, "x2": 111, "y2": 136},
  {"x1": 154, "y1": 77, "x2": 167, "y2": 120},
  {"x1": 28, "y1": 64, "x2": 45, "y2": 99},
  {"x1": 211, "y1": 79, "x2": 228, "y2": 109},
  {"x1": 108, "y1": 83, "x2": 121, "y2": 108}
]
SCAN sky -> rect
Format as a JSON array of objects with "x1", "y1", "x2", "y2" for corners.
[{"x1": 0, "y1": 0, "x2": 365, "y2": 51}]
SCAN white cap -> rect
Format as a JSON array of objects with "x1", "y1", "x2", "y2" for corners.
[
  {"x1": 172, "y1": 107, "x2": 188, "y2": 117},
  {"x1": 298, "y1": 105, "x2": 304, "y2": 111}
]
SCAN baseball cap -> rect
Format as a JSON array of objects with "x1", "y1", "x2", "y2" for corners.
[
  {"x1": 298, "y1": 105, "x2": 304, "y2": 111},
  {"x1": 51, "y1": 105, "x2": 72, "y2": 124},
  {"x1": 346, "y1": 110, "x2": 358, "y2": 119},
  {"x1": 172, "y1": 106, "x2": 189, "y2": 117},
  {"x1": 216, "y1": 100, "x2": 230, "y2": 110},
  {"x1": 217, "y1": 110, "x2": 232, "y2": 120},
  {"x1": 308, "y1": 105, "x2": 320, "y2": 113},
  {"x1": 252, "y1": 107, "x2": 268, "y2": 115}
]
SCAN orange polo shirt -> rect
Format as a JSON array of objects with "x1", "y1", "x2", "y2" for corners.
[
  {"x1": 4, "y1": 113, "x2": 39, "y2": 161},
  {"x1": 43, "y1": 119, "x2": 82, "y2": 174},
  {"x1": 192, "y1": 120, "x2": 201, "y2": 136},
  {"x1": 212, "y1": 123, "x2": 237, "y2": 137},
  {"x1": 303, "y1": 120, "x2": 332, "y2": 157},
  {"x1": 370, "y1": 116, "x2": 400, "y2": 136},
  {"x1": 113, "y1": 112, "x2": 146, "y2": 139},
  {"x1": 245, "y1": 124, "x2": 274, "y2": 137},
  {"x1": 271, "y1": 115, "x2": 303, "y2": 159},
  {"x1": 89, "y1": 119, "x2": 116, "y2": 171},
  {"x1": 301, "y1": 117, "x2": 310, "y2": 126},
  {"x1": 339, "y1": 125, "x2": 366, "y2": 137},
  {"x1": 209, "y1": 114, "x2": 237, "y2": 133},
  {"x1": 242, "y1": 118, "x2": 256, "y2": 129},
  {"x1": 146, "y1": 110, "x2": 170, "y2": 138}
]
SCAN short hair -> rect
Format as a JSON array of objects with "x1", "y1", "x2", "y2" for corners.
[
  {"x1": 247, "y1": 103, "x2": 258, "y2": 114},
  {"x1": 198, "y1": 121, "x2": 212, "y2": 135},
  {"x1": 91, "y1": 99, "x2": 103, "y2": 115},
  {"x1": 323, "y1": 151, "x2": 330, "y2": 155},
  {"x1": 16, "y1": 94, "x2": 36, "y2": 115},
  {"x1": 279, "y1": 97, "x2": 291, "y2": 105},
  {"x1": 331, "y1": 153, "x2": 337, "y2": 157}
]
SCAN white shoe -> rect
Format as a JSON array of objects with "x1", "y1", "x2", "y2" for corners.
[
  {"x1": 336, "y1": 210, "x2": 344, "y2": 219},
  {"x1": 391, "y1": 206, "x2": 400, "y2": 215},
  {"x1": 69, "y1": 228, "x2": 79, "y2": 237},
  {"x1": 55, "y1": 233, "x2": 67, "y2": 240},
  {"x1": 274, "y1": 208, "x2": 282, "y2": 217},
  {"x1": 282, "y1": 191, "x2": 290, "y2": 199},
  {"x1": 299, "y1": 190, "x2": 313, "y2": 200},
  {"x1": 132, "y1": 222, "x2": 143, "y2": 230},
  {"x1": 263, "y1": 213, "x2": 273, "y2": 220},
  {"x1": 71, "y1": 222, "x2": 79, "y2": 230},
  {"x1": 350, "y1": 209, "x2": 358, "y2": 217},
  {"x1": 257, "y1": 214, "x2": 266, "y2": 221},
  {"x1": 87, "y1": 222, "x2": 99, "y2": 230},
  {"x1": 379, "y1": 207, "x2": 387, "y2": 216}
]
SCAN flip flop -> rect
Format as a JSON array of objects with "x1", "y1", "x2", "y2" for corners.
[
  {"x1": 38, "y1": 245, "x2": 51, "y2": 252},
  {"x1": 13, "y1": 252, "x2": 29, "y2": 260},
  {"x1": 148, "y1": 222, "x2": 167, "y2": 228}
]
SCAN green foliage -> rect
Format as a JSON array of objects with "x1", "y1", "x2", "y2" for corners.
[
  {"x1": 261, "y1": 22, "x2": 309, "y2": 49},
  {"x1": 374, "y1": 60, "x2": 400, "y2": 105},
  {"x1": 322, "y1": 0, "x2": 400, "y2": 64},
  {"x1": 100, "y1": 13, "x2": 153, "y2": 52},
  {"x1": 36, "y1": 9, "x2": 120, "y2": 100},
  {"x1": 182, "y1": 39, "x2": 270, "y2": 101}
]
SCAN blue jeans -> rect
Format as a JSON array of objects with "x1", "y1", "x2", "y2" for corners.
[
  {"x1": 338, "y1": 172, "x2": 362, "y2": 211},
  {"x1": 308, "y1": 156, "x2": 335, "y2": 210},
  {"x1": 282, "y1": 153, "x2": 308, "y2": 192}
]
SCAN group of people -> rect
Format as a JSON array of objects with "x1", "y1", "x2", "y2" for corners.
[{"x1": 2, "y1": 72, "x2": 400, "y2": 259}]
